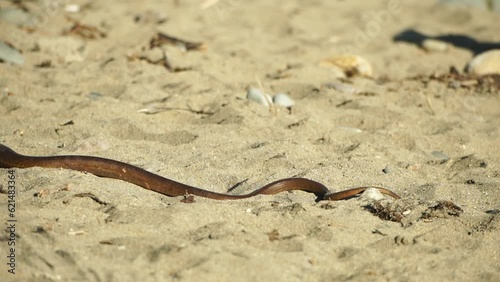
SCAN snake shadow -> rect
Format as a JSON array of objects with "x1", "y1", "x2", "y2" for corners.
[{"x1": 393, "y1": 29, "x2": 500, "y2": 55}]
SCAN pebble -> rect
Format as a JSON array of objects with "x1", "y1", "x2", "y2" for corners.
[
  {"x1": 272, "y1": 93, "x2": 295, "y2": 108},
  {"x1": 246, "y1": 87, "x2": 273, "y2": 106},
  {"x1": 466, "y1": 49, "x2": 500, "y2": 75},
  {"x1": 421, "y1": 39, "x2": 448, "y2": 52},
  {"x1": 0, "y1": 40, "x2": 24, "y2": 65},
  {"x1": 320, "y1": 55, "x2": 373, "y2": 77}
]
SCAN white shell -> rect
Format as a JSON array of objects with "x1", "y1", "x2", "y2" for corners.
[
  {"x1": 246, "y1": 87, "x2": 272, "y2": 106},
  {"x1": 466, "y1": 49, "x2": 500, "y2": 75},
  {"x1": 272, "y1": 93, "x2": 295, "y2": 108},
  {"x1": 360, "y1": 188, "x2": 385, "y2": 201}
]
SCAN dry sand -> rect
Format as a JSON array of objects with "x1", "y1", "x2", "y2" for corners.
[{"x1": 0, "y1": 0, "x2": 499, "y2": 281}]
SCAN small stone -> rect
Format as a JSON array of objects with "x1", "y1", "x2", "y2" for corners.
[
  {"x1": 246, "y1": 87, "x2": 272, "y2": 106},
  {"x1": 466, "y1": 49, "x2": 500, "y2": 75},
  {"x1": 319, "y1": 55, "x2": 373, "y2": 77},
  {"x1": 421, "y1": 39, "x2": 448, "y2": 52},
  {"x1": 272, "y1": 93, "x2": 295, "y2": 108},
  {"x1": 0, "y1": 41, "x2": 24, "y2": 65}
]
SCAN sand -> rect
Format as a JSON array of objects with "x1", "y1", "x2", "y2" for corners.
[{"x1": 0, "y1": 0, "x2": 499, "y2": 281}]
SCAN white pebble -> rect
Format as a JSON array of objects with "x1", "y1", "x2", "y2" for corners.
[
  {"x1": 246, "y1": 87, "x2": 272, "y2": 106},
  {"x1": 272, "y1": 93, "x2": 295, "y2": 108}
]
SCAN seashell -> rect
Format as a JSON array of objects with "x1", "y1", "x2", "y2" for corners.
[
  {"x1": 272, "y1": 93, "x2": 295, "y2": 108},
  {"x1": 246, "y1": 87, "x2": 272, "y2": 106},
  {"x1": 320, "y1": 55, "x2": 373, "y2": 77},
  {"x1": 421, "y1": 39, "x2": 448, "y2": 52},
  {"x1": 360, "y1": 187, "x2": 385, "y2": 201},
  {"x1": 466, "y1": 49, "x2": 500, "y2": 75}
]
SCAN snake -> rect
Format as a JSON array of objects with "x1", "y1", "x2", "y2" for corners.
[{"x1": 0, "y1": 144, "x2": 400, "y2": 201}]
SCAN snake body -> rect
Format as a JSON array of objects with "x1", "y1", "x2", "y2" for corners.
[{"x1": 0, "y1": 144, "x2": 400, "y2": 201}]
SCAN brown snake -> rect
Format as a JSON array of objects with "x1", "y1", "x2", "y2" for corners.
[{"x1": 0, "y1": 144, "x2": 400, "y2": 201}]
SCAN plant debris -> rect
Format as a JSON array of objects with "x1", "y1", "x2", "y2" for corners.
[
  {"x1": 421, "y1": 200, "x2": 463, "y2": 219},
  {"x1": 64, "y1": 22, "x2": 107, "y2": 39},
  {"x1": 149, "y1": 32, "x2": 206, "y2": 51},
  {"x1": 267, "y1": 229, "x2": 280, "y2": 241},
  {"x1": 181, "y1": 194, "x2": 196, "y2": 204},
  {"x1": 365, "y1": 199, "x2": 463, "y2": 226},
  {"x1": 424, "y1": 66, "x2": 500, "y2": 92}
]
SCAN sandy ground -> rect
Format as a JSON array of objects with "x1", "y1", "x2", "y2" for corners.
[{"x1": 0, "y1": 0, "x2": 499, "y2": 281}]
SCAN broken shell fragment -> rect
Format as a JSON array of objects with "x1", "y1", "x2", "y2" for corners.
[{"x1": 320, "y1": 55, "x2": 373, "y2": 77}]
